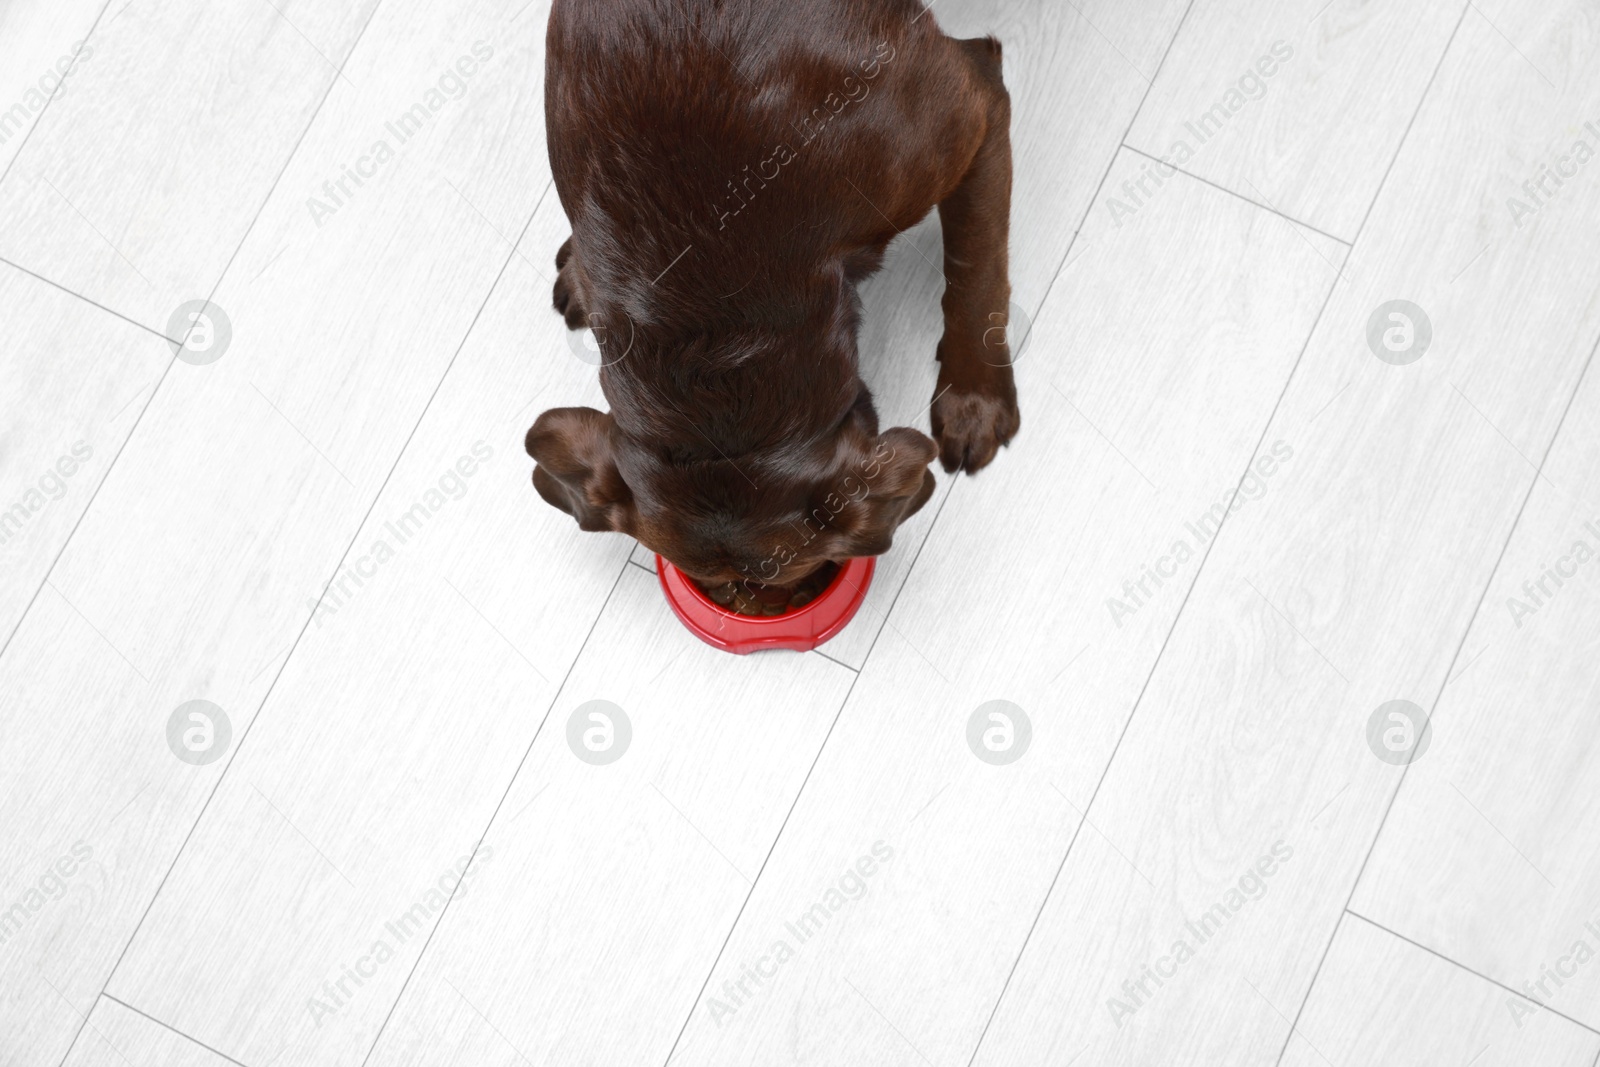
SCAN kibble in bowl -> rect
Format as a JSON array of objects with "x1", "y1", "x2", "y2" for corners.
[
  {"x1": 657, "y1": 555, "x2": 875, "y2": 655},
  {"x1": 694, "y1": 563, "x2": 843, "y2": 617}
]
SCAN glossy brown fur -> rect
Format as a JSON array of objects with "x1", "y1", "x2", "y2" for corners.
[{"x1": 528, "y1": 0, "x2": 1018, "y2": 588}]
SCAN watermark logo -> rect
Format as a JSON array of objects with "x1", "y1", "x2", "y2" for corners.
[
  {"x1": 1507, "y1": 912, "x2": 1600, "y2": 1028},
  {"x1": 1505, "y1": 517, "x2": 1600, "y2": 628},
  {"x1": 166, "y1": 700, "x2": 232, "y2": 766},
  {"x1": 307, "y1": 42, "x2": 496, "y2": 228},
  {"x1": 0, "y1": 842, "x2": 95, "y2": 947},
  {"x1": 1105, "y1": 41, "x2": 1294, "y2": 228},
  {"x1": 706, "y1": 840, "x2": 894, "y2": 1027},
  {"x1": 1365, "y1": 700, "x2": 1431, "y2": 766},
  {"x1": 1107, "y1": 840, "x2": 1293, "y2": 1026},
  {"x1": 567, "y1": 700, "x2": 631, "y2": 765},
  {"x1": 737, "y1": 438, "x2": 898, "y2": 588},
  {"x1": 1108, "y1": 442, "x2": 1294, "y2": 628},
  {"x1": 1507, "y1": 120, "x2": 1600, "y2": 229},
  {"x1": 566, "y1": 310, "x2": 635, "y2": 367},
  {"x1": 0, "y1": 441, "x2": 93, "y2": 548},
  {"x1": 1366, "y1": 300, "x2": 1431, "y2": 366},
  {"x1": 710, "y1": 41, "x2": 896, "y2": 233},
  {"x1": 967, "y1": 700, "x2": 1031, "y2": 766},
  {"x1": 306, "y1": 846, "x2": 492, "y2": 1027},
  {"x1": 981, "y1": 300, "x2": 1033, "y2": 367},
  {"x1": 309, "y1": 443, "x2": 495, "y2": 627},
  {"x1": 0, "y1": 39, "x2": 93, "y2": 148},
  {"x1": 167, "y1": 300, "x2": 232, "y2": 365}
]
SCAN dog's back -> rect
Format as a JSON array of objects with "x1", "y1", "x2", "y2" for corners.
[
  {"x1": 529, "y1": 0, "x2": 1017, "y2": 576},
  {"x1": 545, "y1": 0, "x2": 979, "y2": 331}
]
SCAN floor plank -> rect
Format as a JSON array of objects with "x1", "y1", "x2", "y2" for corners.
[
  {"x1": 0, "y1": 262, "x2": 167, "y2": 640},
  {"x1": 0, "y1": 3, "x2": 555, "y2": 1063},
  {"x1": 1281, "y1": 916, "x2": 1600, "y2": 1067},
  {"x1": 101, "y1": 187, "x2": 637, "y2": 1067},
  {"x1": 970, "y1": 2, "x2": 1600, "y2": 1063},
  {"x1": 57, "y1": 997, "x2": 234, "y2": 1067},
  {"x1": 0, "y1": 0, "x2": 104, "y2": 178},
  {"x1": 947, "y1": 0, "x2": 1193, "y2": 318},
  {"x1": 5, "y1": 1, "x2": 1600, "y2": 1064},
  {"x1": 1351, "y1": 338, "x2": 1600, "y2": 1030},
  {"x1": 1126, "y1": 0, "x2": 1466, "y2": 240},
  {"x1": 0, "y1": 0, "x2": 379, "y2": 334},
  {"x1": 664, "y1": 152, "x2": 1343, "y2": 1066},
  {"x1": 361, "y1": 565, "x2": 856, "y2": 1067}
]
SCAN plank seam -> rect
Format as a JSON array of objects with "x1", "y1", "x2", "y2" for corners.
[
  {"x1": 2, "y1": 0, "x2": 391, "y2": 686},
  {"x1": 97, "y1": 177, "x2": 552, "y2": 1063},
  {"x1": 655, "y1": 669, "x2": 867, "y2": 1066},
  {"x1": 1276, "y1": 323, "x2": 1600, "y2": 1065},
  {"x1": 99, "y1": 993, "x2": 256, "y2": 1067},
  {"x1": 0, "y1": 0, "x2": 115, "y2": 191},
  {"x1": 960, "y1": 264, "x2": 1346, "y2": 1066},
  {"x1": 0, "y1": 254, "x2": 172, "y2": 341},
  {"x1": 1118, "y1": 142, "x2": 1355, "y2": 248},
  {"x1": 1343, "y1": 909, "x2": 1600, "y2": 1042},
  {"x1": 1262, "y1": 3, "x2": 1600, "y2": 1061},
  {"x1": 853, "y1": 0, "x2": 1202, "y2": 680},
  {"x1": 49, "y1": 105, "x2": 576, "y2": 1067},
  {"x1": 964, "y1": 0, "x2": 1490, "y2": 1054},
  {"x1": 356, "y1": 547, "x2": 635, "y2": 1067}
]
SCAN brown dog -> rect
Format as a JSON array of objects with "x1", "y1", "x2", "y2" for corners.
[{"x1": 528, "y1": 0, "x2": 1017, "y2": 589}]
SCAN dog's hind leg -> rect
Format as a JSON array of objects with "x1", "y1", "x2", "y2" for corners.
[{"x1": 929, "y1": 36, "x2": 1021, "y2": 474}]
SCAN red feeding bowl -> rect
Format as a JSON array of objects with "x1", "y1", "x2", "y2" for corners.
[{"x1": 657, "y1": 555, "x2": 875, "y2": 655}]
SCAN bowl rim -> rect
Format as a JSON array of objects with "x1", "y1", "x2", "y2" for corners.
[
  {"x1": 656, "y1": 554, "x2": 876, "y2": 654},
  {"x1": 664, "y1": 558, "x2": 855, "y2": 624}
]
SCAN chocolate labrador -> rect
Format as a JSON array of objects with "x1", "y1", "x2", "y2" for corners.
[{"x1": 528, "y1": 0, "x2": 1018, "y2": 590}]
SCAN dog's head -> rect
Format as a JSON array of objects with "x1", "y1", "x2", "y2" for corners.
[{"x1": 527, "y1": 402, "x2": 937, "y2": 587}]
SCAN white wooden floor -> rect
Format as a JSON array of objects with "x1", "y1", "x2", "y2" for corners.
[{"x1": 3, "y1": 0, "x2": 1599, "y2": 1064}]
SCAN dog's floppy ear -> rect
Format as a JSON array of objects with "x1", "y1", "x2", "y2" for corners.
[
  {"x1": 825, "y1": 425, "x2": 939, "y2": 558},
  {"x1": 526, "y1": 407, "x2": 636, "y2": 534}
]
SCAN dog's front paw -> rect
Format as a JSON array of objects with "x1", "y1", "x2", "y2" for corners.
[
  {"x1": 552, "y1": 236, "x2": 588, "y2": 330},
  {"x1": 930, "y1": 375, "x2": 1020, "y2": 474}
]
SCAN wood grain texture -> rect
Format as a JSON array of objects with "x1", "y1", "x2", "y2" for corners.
[
  {"x1": 1126, "y1": 0, "x2": 1466, "y2": 240},
  {"x1": 361, "y1": 565, "x2": 856, "y2": 1067},
  {"x1": 1351, "y1": 332, "x2": 1600, "y2": 1029},
  {"x1": 972, "y1": 3, "x2": 1600, "y2": 1064},
  {"x1": 0, "y1": 0, "x2": 379, "y2": 334},
  {"x1": 102, "y1": 197, "x2": 629, "y2": 1067},
  {"x1": 0, "y1": 3, "x2": 555, "y2": 1064},
  {"x1": 0, "y1": 0, "x2": 104, "y2": 177},
  {"x1": 932, "y1": 0, "x2": 1193, "y2": 319},
  {"x1": 58, "y1": 997, "x2": 233, "y2": 1067},
  {"x1": 6, "y1": 0, "x2": 1600, "y2": 1063},
  {"x1": 0, "y1": 262, "x2": 167, "y2": 640},
  {"x1": 663, "y1": 153, "x2": 1344, "y2": 1066},
  {"x1": 1281, "y1": 917, "x2": 1600, "y2": 1067}
]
